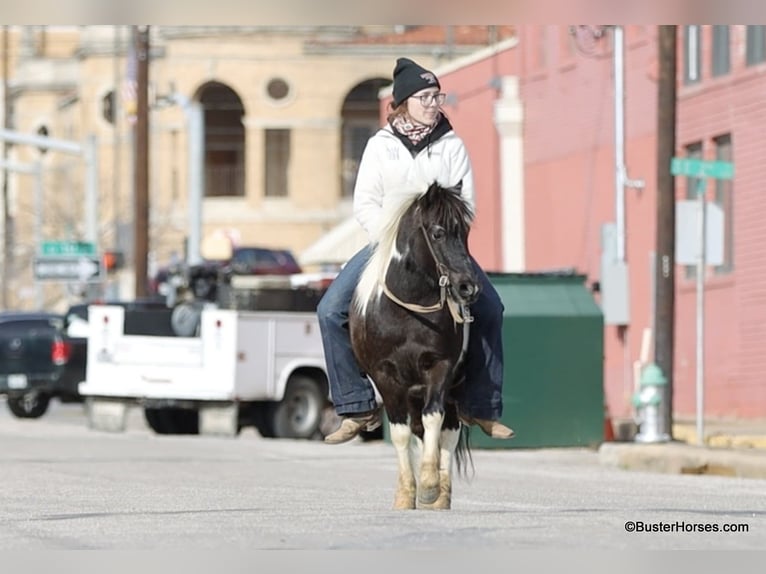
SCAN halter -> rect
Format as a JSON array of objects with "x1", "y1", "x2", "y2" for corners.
[{"x1": 381, "y1": 219, "x2": 474, "y2": 326}]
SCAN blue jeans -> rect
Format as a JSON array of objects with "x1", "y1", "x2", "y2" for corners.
[{"x1": 316, "y1": 245, "x2": 504, "y2": 419}]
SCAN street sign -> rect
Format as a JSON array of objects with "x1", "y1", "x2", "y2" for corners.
[
  {"x1": 33, "y1": 256, "x2": 102, "y2": 282},
  {"x1": 670, "y1": 156, "x2": 733, "y2": 447},
  {"x1": 670, "y1": 157, "x2": 734, "y2": 180},
  {"x1": 676, "y1": 200, "x2": 724, "y2": 266},
  {"x1": 40, "y1": 240, "x2": 96, "y2": 257}
]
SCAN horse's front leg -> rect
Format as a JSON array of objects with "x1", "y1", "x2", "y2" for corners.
[
  {"x1": 418, "y1": 410, "x2": 444, "y2": 505},
  {"x1": 417, "y1": 361, "x2": 450, "y2": 506},
  {"x1": 418, "y1": 427, "x2": 460, "y2": 510},
  {"x1": 384, "y1": 396, "x2": 416, "y2": 510},
  {"x1": 390, "y1": 422, "x2": 416, "y2": 509}
]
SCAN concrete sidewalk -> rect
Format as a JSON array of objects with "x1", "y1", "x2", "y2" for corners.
[{"x1": 599, "y1": 418, "x2": 766, "y2": 480}]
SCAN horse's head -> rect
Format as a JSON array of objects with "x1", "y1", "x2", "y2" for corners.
[{"x1": 406, "y1": 182, "x2": 480, "y2": 306}]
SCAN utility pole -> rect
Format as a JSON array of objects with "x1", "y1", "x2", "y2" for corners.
[
  {"x1": 654, "y1": 26, "x2": 678, "y2": 438},
  {"x1": 2, "y1": 26, "x2": 12, "y2": 309},
  {"x1": 133, "y1": 25, "x2": 149, "y2": 298}
]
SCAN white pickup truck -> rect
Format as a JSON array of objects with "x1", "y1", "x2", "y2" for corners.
[{"x1": 78, "y1": 303, "x2": 332, "y2": 439}]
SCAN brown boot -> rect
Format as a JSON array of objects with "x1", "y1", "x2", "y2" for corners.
[
  {"x1": 324, "y1": 409, "x2": 381, "y2": 445},
  {"x1": 460, "y1": 416, "x2": 515, "y2": 439}
]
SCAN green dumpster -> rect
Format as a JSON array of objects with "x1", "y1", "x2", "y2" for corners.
[
  {"x1": 469, "y1": 272, "x2": 604, "y2": 449},
  {"x1": 382, "y1": 272, "x2": 604, "y2": 449}
]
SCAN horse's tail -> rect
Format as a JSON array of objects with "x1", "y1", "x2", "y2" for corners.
[{"x1": 454, "y1": 424, "x2": 475, "y2": 479}]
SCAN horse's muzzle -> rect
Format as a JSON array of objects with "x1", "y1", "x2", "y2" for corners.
[{"x1": 454, "y1": 280, "x2": 480, "y2": 305}]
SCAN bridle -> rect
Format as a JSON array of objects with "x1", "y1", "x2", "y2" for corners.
[{"x1": 381, "y1": 217, "x2": 474, "y2": 326}]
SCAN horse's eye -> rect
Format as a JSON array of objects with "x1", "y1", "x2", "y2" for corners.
[{"x1": 431, "y1": 227, "x2": 446, "y2": 241}]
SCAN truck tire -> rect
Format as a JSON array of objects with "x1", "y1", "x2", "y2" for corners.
[
  {"x1": 270, "y1": 375, "x2": 325, "y2": 439},
  {"x1": 7, "y1": 393, "x2": 51, "y2": 419}
]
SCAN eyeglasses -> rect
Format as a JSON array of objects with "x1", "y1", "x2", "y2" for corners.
[{"x1": 412, "y1": 92, "x2": 446, "y2": 106}]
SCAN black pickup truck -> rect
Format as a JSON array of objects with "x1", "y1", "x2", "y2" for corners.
[{"x1": 0, "y1": 311, "x2": 78, "y2": 418}]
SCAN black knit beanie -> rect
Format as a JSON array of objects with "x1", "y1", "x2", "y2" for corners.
[{"x1": 392, "y1": 57, "x2": 441, "y2": 107}]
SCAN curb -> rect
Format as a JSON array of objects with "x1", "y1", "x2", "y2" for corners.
[
  {"x1": 672, "y1": 425, "x2": 766, "y2": 450},
  {"x1": 599, "y1": 441, "x2": 766, "y2": 480}
]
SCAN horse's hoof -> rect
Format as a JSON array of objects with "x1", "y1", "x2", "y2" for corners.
[
  {"x1": 418, "y1": 496, "x2": 451, "y2": 510},
  {"x1": 393, "y1": 495, "x2": 416, "y2": 510},
  {"x1": 417, "y1": 486, "x2": 440, "y2": 505}
]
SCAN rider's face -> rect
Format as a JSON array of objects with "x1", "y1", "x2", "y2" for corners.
[{"x1": 406, "y1": 88, "x2": 442, "y2": 126}]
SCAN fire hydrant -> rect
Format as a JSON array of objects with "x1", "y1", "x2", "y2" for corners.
[{"x1": 632, "y1": 362, "x2": 670, "y2": 443}]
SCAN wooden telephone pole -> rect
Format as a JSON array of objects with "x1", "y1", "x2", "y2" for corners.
[
  {"x1": 654, "y1": 25, "x2": 678, "y2": 437},
  {"x1": 133, "y1": 25, "x2": 149, "y2": 298}
]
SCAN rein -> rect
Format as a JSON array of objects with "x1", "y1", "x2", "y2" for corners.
[{"x1": 381, "y1": 222, "x2": 474, "y2": 325}]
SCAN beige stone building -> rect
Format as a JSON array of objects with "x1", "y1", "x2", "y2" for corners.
[{"x1": 0, "y1": 25, "x2": 513, "y2": 308}]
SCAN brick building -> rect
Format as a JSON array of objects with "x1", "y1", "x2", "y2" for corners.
[{"x1": 439, "y1": 25, "x2": 766, "y2": 421}]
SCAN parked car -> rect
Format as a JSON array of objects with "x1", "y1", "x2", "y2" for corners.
[
  {"x1": 149, "y1": 246, "x2": 303, "y2": 304},
  {"x1": 0, "y1": 311, "x2": 73, "y2": 418}
]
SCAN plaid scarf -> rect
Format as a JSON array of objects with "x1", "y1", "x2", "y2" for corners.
[{"x1": 391, "y1": 113, "x2": 441, "y2": 146}]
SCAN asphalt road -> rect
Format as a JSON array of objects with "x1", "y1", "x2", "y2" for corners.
[{"x1": 1, "y1": 399, "x2": 765, "y2": 550}]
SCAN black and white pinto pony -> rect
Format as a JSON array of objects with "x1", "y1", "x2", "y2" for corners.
[{"x1": 349, "y1": 181, "x2": 479, "y2": 510}]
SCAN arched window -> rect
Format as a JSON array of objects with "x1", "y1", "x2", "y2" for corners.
[
  {"x1": 340, "y1": 78, "x2": 391, "y2": 199},
  {"x1": 197, "y1": 82, "x2": 246, "y2": 197}
]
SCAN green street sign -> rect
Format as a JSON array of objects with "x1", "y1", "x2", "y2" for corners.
[
  {"x1": 671, "y1": 157, "x2": 734, "y2": 180},
  {"x1": 40, "y1": 240, "x2": 96, "y2": 257}
]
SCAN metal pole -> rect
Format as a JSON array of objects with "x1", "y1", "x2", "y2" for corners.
[
  {"x1": 187, "y1": 101, "x2": 204, "y2": 266},
  {"x1": 614, "y1": 25, "x2": 626, "y2": 262},
  {"x1": 34, "y1": 161, "x2": 43, "y2": 308},
  {"x1": 170, "y1": 92, "x2": 205, "y2": 266},
  {"x1": 696, "y1": 178, "x2": 706, "y2": 446},
  {"x1": 84, "y1": 133, "x2": 99, "y2": 247},
  {"x1": 0, "y1": 127, "x2": 82, "y2": 154}
]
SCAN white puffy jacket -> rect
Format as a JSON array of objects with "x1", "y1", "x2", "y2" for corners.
[{"x1": 352, "y1": 122, "x2": 475, "y2": 242}]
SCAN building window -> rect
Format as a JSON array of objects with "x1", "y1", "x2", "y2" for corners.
[
  {"x1": 713, "y1": 134, "x2": 734, "y2": 275},
  {"x1": 746, "y1": 25, "x2": 766, "y2": 66},
  {"x1": 200, "y1": 82, "x2": 246, "y2": 198},
  {"x1": 684, "y1": 25, "x2": 701, "y2": 84},
  {"x1": 340, "y1": 78, "x2": 391, "y2": 199},
  {"x1": 341, "y1": 124, "x2": 375, "y2": 198},
  {"x1": 266, "y1": 78, "x2": 290, "y2": 102},
  {"x1": 684, "y1": 142, "x2": 703, "y2": 280},
  {"x1": 711, "y1": 26, "x2": 730, "y2": 77},
  {"x1": 264, "y1": 129, "x2": 290, "y2": 198}
]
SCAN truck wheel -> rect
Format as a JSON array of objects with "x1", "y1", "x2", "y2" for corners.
[
  {"x1": 270, "y1": 375, "x2": 325, "y2": 439},
  {"x1": 7, "y1": 393, "x2": 51, "y2": 419}
]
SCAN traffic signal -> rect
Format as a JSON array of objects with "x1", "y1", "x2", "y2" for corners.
[{"x1": 103, "y1": 250, "x2": 125, "y2": 272}]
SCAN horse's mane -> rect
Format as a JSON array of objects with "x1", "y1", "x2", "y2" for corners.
[{"x1": 353, "y1": 182, "x2": 474, "y2": 317}]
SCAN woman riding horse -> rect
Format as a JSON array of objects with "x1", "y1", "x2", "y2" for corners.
[{"x1": 317, "y1": 57, "x2": 514, "y2": 444}]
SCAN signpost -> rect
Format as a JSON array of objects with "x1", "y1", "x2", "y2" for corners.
[
  {"x1": 33, "y1": 256, "x2": 102, "y2": 282},
  {"x1": 670, "y1": 157, "x2": 734, "y2": 446},
  {"x1": 34, "y1": 241, "x2": 101, "y2": 283},
  {"x1": 40, "y1": 240, "x2": 96, "y2": 257}
]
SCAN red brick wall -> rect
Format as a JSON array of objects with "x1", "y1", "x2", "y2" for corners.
[
  {"x1": 519, "y1": 24, "x2": 766, "y2": 419},
  {"x1": 676, "y1": 25, "x2": 766, "y2": 417}
]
